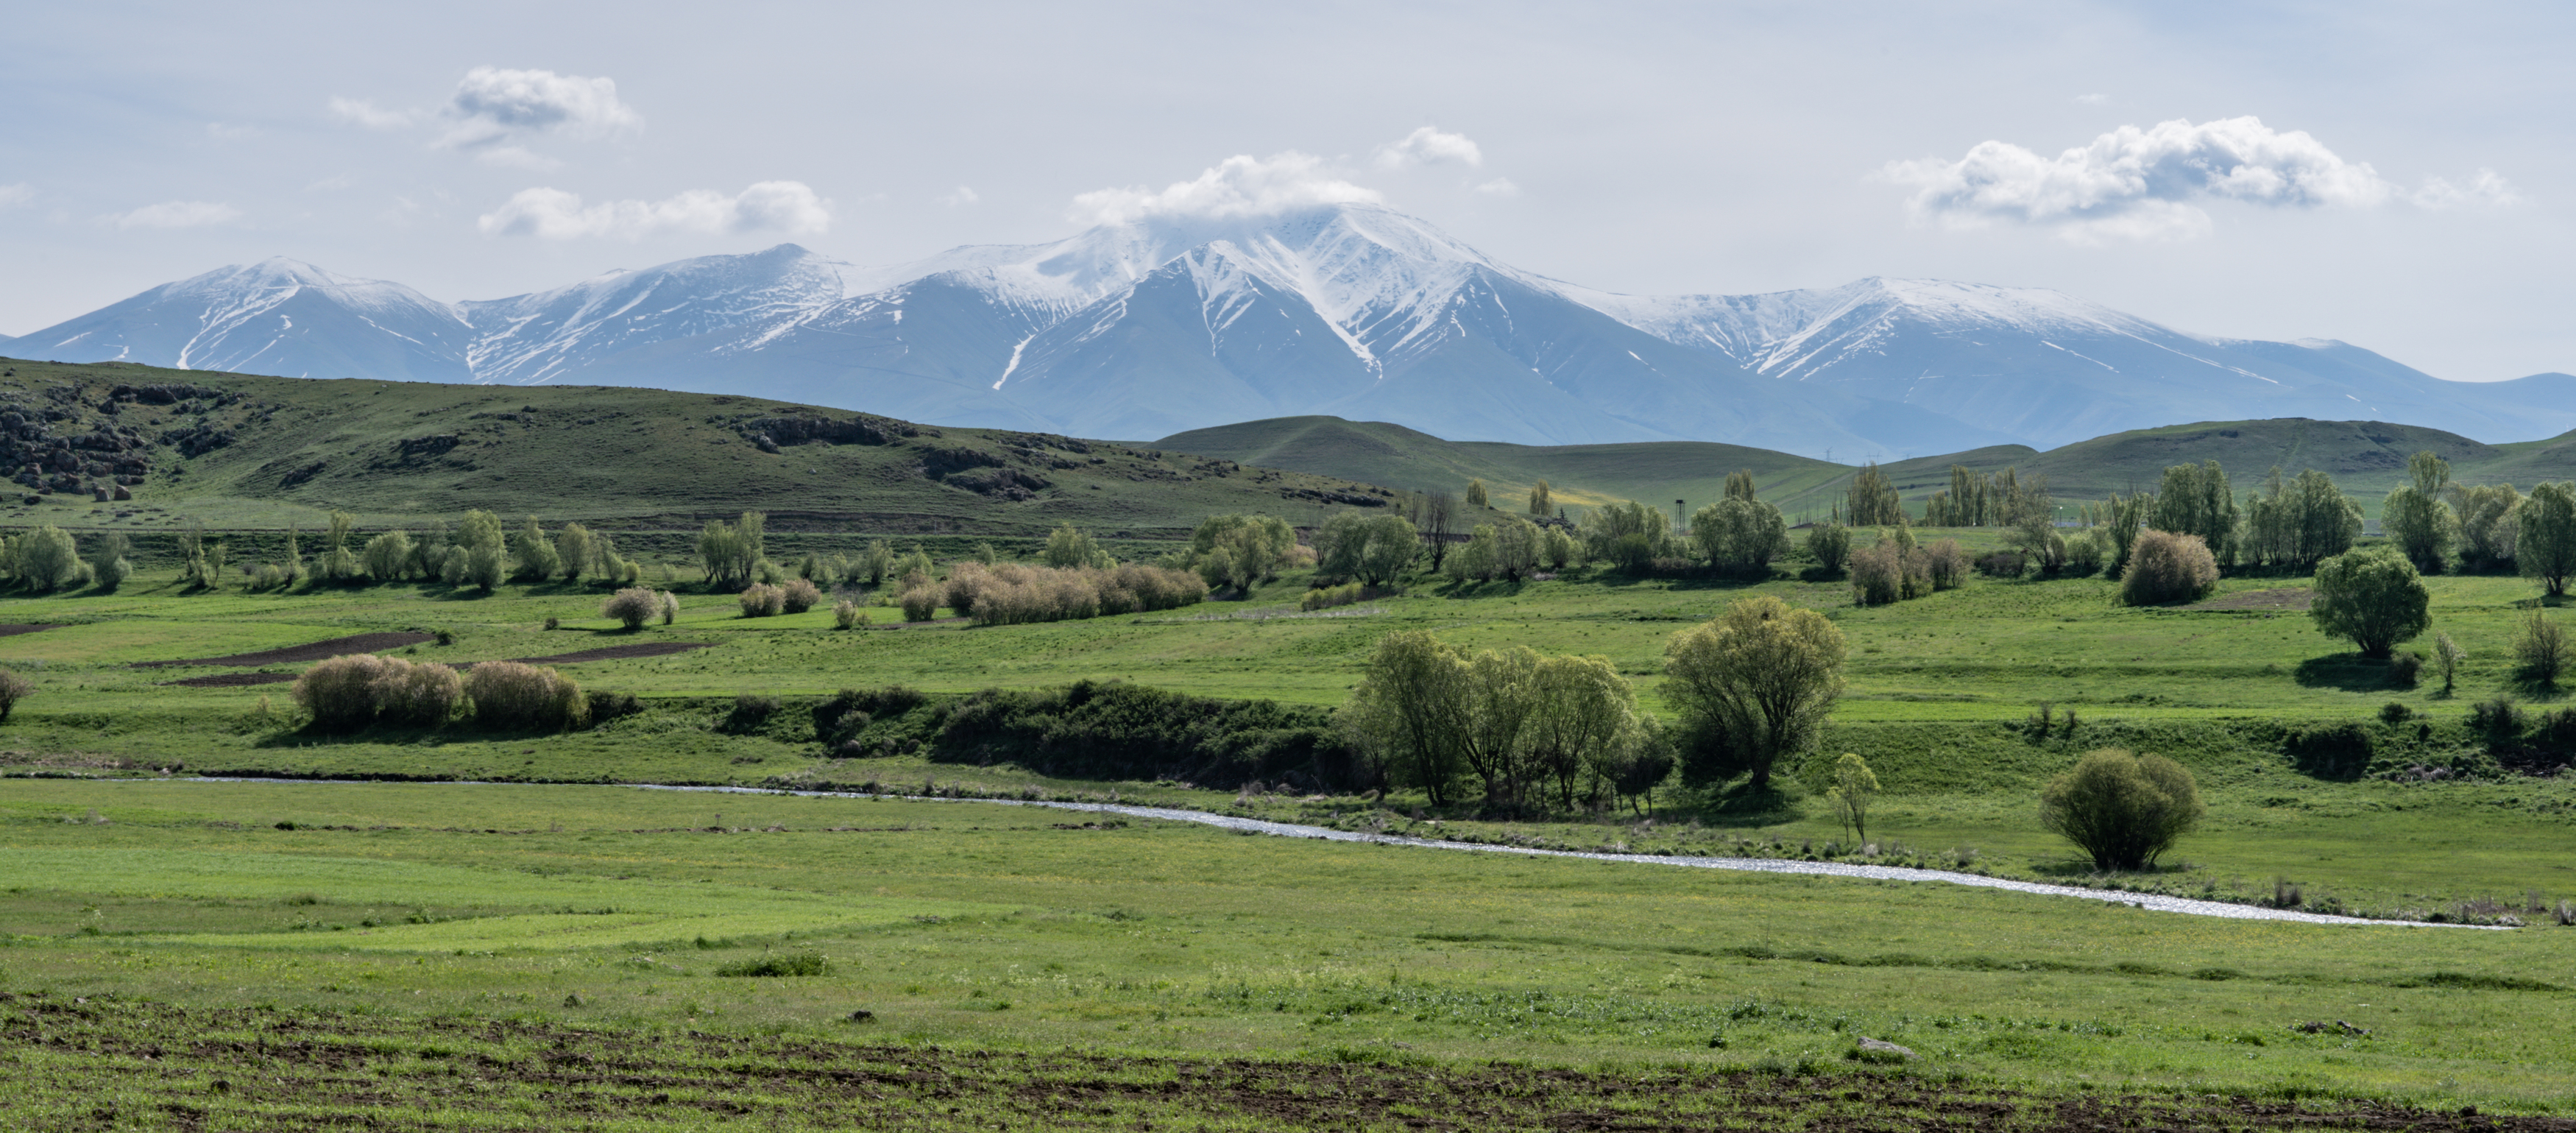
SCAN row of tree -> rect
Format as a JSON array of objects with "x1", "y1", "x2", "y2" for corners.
[{"x1": 1338, "y1": 594, "x2": 1845, "y2": 811}]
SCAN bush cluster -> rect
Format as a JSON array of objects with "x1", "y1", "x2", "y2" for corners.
[
  {"x1": 944, "y1": 561, "x2": 1206, "y2": 626},
  {"x1": 832, "y1": 599, "x2": 868, "y2": 629},
  {"x1": 602, "y1": 587, "x2": 659, "y2": 629},
  {"x1": 291, "y1": 654, "x2": 464, "y2": 733},
  {"x1": 461, "y1": 661, "x2": 588, "y2": 732},
  {"x1": 899, "y1": 586, "x2": 943, "y2": 622},
  {"x1": 779, "y1": 577, "x2": 822, "y2": 614},
  {"x1": 1848, "y1": 534, "x2": 1963, "y2": 606},
  {"x1": 1301, "y1": 582, "x2": 1365, "y2": 611}
]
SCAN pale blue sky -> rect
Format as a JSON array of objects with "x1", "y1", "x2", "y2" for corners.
[{"x1": 3, "y1": 1, "x2": 2569, "y2": 379}]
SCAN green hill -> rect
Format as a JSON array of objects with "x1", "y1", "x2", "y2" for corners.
[
  {"x1": 1157, "y1": 415, "x2": 1864, "y2": 521},
  {"x1": 1164, "y1": 414, "x2": 2576, "y2": 519},
  {"x1": 0, "y1": 356, "x2": 1403, "y2": 539}
]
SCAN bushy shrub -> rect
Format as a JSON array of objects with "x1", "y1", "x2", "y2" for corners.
[
  {"x1": 832, "y1": 599, "x2": 868, "y2": 629},
  {"x1": 0, "y1": 668, "x2": 34, "y2": 721},
  {"x1": 602, "y1": 587, "x2": 659, "y2": 630},
  {"x1": 715, "y1": 952, "x2": 828, "y2": 978},
  {"x1": 2039, "y1": 749, "x2": 2204, "y2": 871},
  {"x1": 2310, "y1": 546, "x2": 2431, "y2": 659},
  {"x1": 464, "y1": 661, "x2": 587, "y2": 732},
  {"x1": 291, "y1": 654, "x2": 460, "y2": 731},
  {"x1": 586, "y1": 690, "x2": 642, "y2": 724},
  {"x1": 943, "y1": 561, "x2": 992, "y2": 618},
  {"x1": 380, "y1": 660, "x2": 464, "y2": 727},
  {"x1": 779, "y1": 577, "x2": 822, "y2": 614},
  {"x1": 2064, "y1": 530, "x2": 2105, "y2": 576},
  {"x1": 812, "y1": 686, "x2": 930, "y2": 745},
  {"x1": 1302, "y1": 582, "x2": 1364, "y2": 611},
  {"x1": 1923, "y1": 539, "x2": 1969, "y2": 591},
  {"x1": 737, "y1": 584, "x2": 785, "y2": 618},
  {"x1": 293, "y1": 654, "x2": 394, "y2": 732},
  {"x1": 658, "y1": 590, "x2": 679, "y2": 625},
  {"x1": 899, "y1": 586, "x2": 942, "y2": 622},
  {"x1": 1849, "y1": 543, "x2": 1900, "y2": 606},
  {"x1": 726, "y1": 692, "x2": 782, "y2": 733},
  {"x1": 2120, "y1": 529, "x2": 2219, "y2": 606},
  {"x1": 2516, "y1": 610, "x2": 2568, "y2": 686},
  {"x1": 1803, "y1": 522, "x2": 1850, "y2": 575},
  {"x1": 1974, "y1": 550, "x2": 2025, "y2": 578},
  {"x1": 930, "y1": 680, "x2": 1357, "y2": 789}
]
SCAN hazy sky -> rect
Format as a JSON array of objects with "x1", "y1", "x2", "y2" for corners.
[{"x1": 4, "y1": 1, "x2": 2569, "y2": 380}]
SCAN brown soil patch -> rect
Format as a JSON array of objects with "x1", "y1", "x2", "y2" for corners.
[
  {"x1": 507, "y1": 641, "x2": 714, "y2": 665},
  {"x1": 1, "y1": 997, "x2": 2561, "y2": 1131},
  {"x1": 134, "y1": 632, "x2": 436, "y2": 668},
  {"x1": 0, "y1": 624, "x2": 60, "y2": 638},
  {"x1": 160, "y1": 671, "x2": 300, "y2": 688},
  {"x1": 2185, "y1": 587, "x2": 2313, "y2": 611}
]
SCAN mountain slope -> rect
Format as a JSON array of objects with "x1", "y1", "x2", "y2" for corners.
[
  {"x1": 460, "y1": 244, "x2": 846, "y2": 384},
  {"x1": 17, "y1": 259, "x2": 474, "y2": 382}
]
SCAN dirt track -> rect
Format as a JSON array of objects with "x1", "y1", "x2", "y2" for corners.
[{"x1": 135, "y1": 632, "x2": 436, "y2": 668}]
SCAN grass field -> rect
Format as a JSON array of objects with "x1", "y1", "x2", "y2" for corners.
[{"x1": 2, "y1": 780, "x2": 2575, "y2": 1128}]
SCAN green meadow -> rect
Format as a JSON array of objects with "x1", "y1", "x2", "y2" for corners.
[{"x1": 2, "y1": 779, "x2": 2575, "y2": 1129}]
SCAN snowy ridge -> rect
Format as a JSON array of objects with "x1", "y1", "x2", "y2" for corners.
[{"x1": 14, "y1": 202, "x2": 2576, "y2": 449}]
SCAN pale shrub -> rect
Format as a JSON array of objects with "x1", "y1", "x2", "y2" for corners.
[
  {"x1": 379, "y1": 660, "x2": 463, "y2": 727},
  {"x1": 1923, "y1": 539, "x2": 1970, "y2": 591},
  {"x1": 1302, "y1": 582, "x2": 1364, "y2": 611},
  {"x1": 899, "y1": 586, "x2": 942, "y2": 621},
  {"x1": 658, "y1": 590, "x2": 679, "y2": 625},
  {"x1": 779, "y1": 577, "x2": 823, "y2": 614},
  {"x1": 1849, "y1": 543, "x2": 1901, "y2": 606},
  {"x1": 2121, "y1": 529, "x2": 2219, "y2": 606},
  {"x1": 832, "y1": 599, "x2": 868, "y2": 629},
  {"x1": 464, "y1": 661, "x2": 588, "y2": 732},
  {"x1": 294, "y1": 654, "x2": 392, "y2": 732},
  {"x1": 738, "y1": 584, "x2": 785, "y2": 618},
  {"x1": 602, "y1": 587, "x2": 659, "y2": 629}
]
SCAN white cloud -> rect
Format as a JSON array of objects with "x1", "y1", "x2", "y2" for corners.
[
  {"x1": 328, "y1": 96, "x2": 413, "y2": 130},
  {"x1": 1883, "y1": 116, "x2": 2396, "y2": 241},
  {"x1": 106, "y1": 200, "x2": 242, "y2": 230},
  {"x1": 2076, "y1": 93, "x2": 2109, "y2": 106},
  {"x1": 1472, "y1": 177, "x2": 1521, "y2": 197},
  {"x1": 477, "y1": 180, "x2": 829, "y2": 240},
  {"x1": 942, "y1": 186, "x2": 980, "y2": 207},
  {"x1": 1374, "y1": 126, "x2": 1484, "y2": 169},
  {"x1": 0, "y1": 183, "x2": 32, "y2": 208},
  {"x1": 1071, "y1": 152, "x2": 1382, "y2": 225},
  {"x1": 436, "y1": 66, "x2": 640, "y2": 153},
  {"x1": 473, "y1": 145, "x2": 562, "y2": 171},
  {"x1": 2410, "y1": 168, "x2": 2520, "y2": 210}
]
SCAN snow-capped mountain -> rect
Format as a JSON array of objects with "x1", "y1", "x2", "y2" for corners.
[
  {"x1": 13, "y1": 205, "x2": 2575, "y2": 453},
  {"x1": 18, "y1": 258, "x2": 474, "y2": 383},
  {"x1": 459, "y1": 243, "x2": 848, "y2": 385}
]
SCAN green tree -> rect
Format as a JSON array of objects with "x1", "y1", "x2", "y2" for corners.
[
  {"x1": 1192, "y1": 514, "x2": 1296, "y2": 592},
  {"x1": 1444, "y1": 523, "x2": 1500, "y2": 582},
  {"x1": 1825, "y1": 752, "x2": 1880, "y2": 845},
  {"x1": 15, "y1": 526, "x2": 80, "y2": 592},
  {"x1": 1579, "y1": 501, "x2": 1671, "y2": 572},
  {"x1": 457, "y1": 509, "x2": 507, "y2": 592},
  {"x1": 556, "y1": 523, "x2": 598, "y2": 582},
  {"x1": 2039, "y1": 749, "x2": 2204, "y2": 871},
  {"x1": 1526, "y1": 479, "x2": 1552, "y2": 516},
  {"x1": 2453, "y1": 483, "x2": 2522, "y2": 571},
  {"x1": 2310, "y1": 545, "x2": 2432, "y2": 659},
  {"x1": 1337, "y1": 630, "x2": 1470, "y2": 807},
  {"x1": 1722, "y1": 469, "x2": 1758, "y2": 503},
  {"x1": 1690, "y1": 497, "x2": 1788, "y2": 576},
  {"x1": 514, "y1": 516, "x2": 562, "y2": 580},
  {"x1": 362, "y1": 531, "x2": 414, "y2": 582},
  {"x1": 314, "y1": 511, "x2": 361, "y2": 582},
  {"x1": 1844, "y1": 462, "x2": 1904, "y2": 526},
  {"x1": 1541, "y1": 525, "x2": 1579, "y2": 571},
  {"x1": 1465, "y1": 479, "x2": 1489, "y2": 508},
  {"x1": 2516, "y1": 610, "x2": 2567, "y2": 688},
  {"x1": 2519, "y1": 481, "x2": 2576, "y2": 597},
  {"x1": 1044, "y1": 523, "x2": 1110, "y2": 568},
  {"x1": 2148, "y1": 461, "x2": 2238, "y2": 565},
  {"x1": 1662, "y1": 595, "x2": 1847, "y2": 791},
  {"x1": 85, "y1": 532, "x2": 132, "y2": 591},
  {"x1": 1804, "y1": 521, "x2": 1850, "y2": 575},
  {"x1": 1524, "y1": 653, "x2": 1641, "y2": 811}
]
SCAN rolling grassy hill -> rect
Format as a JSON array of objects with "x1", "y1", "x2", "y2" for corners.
[
  {"x1": 0, "y1": 356, "x2": 1407, "y2": 539},
  {"x1": 1164, "y1": 414, "x2": 2576, "y2": 520}
]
